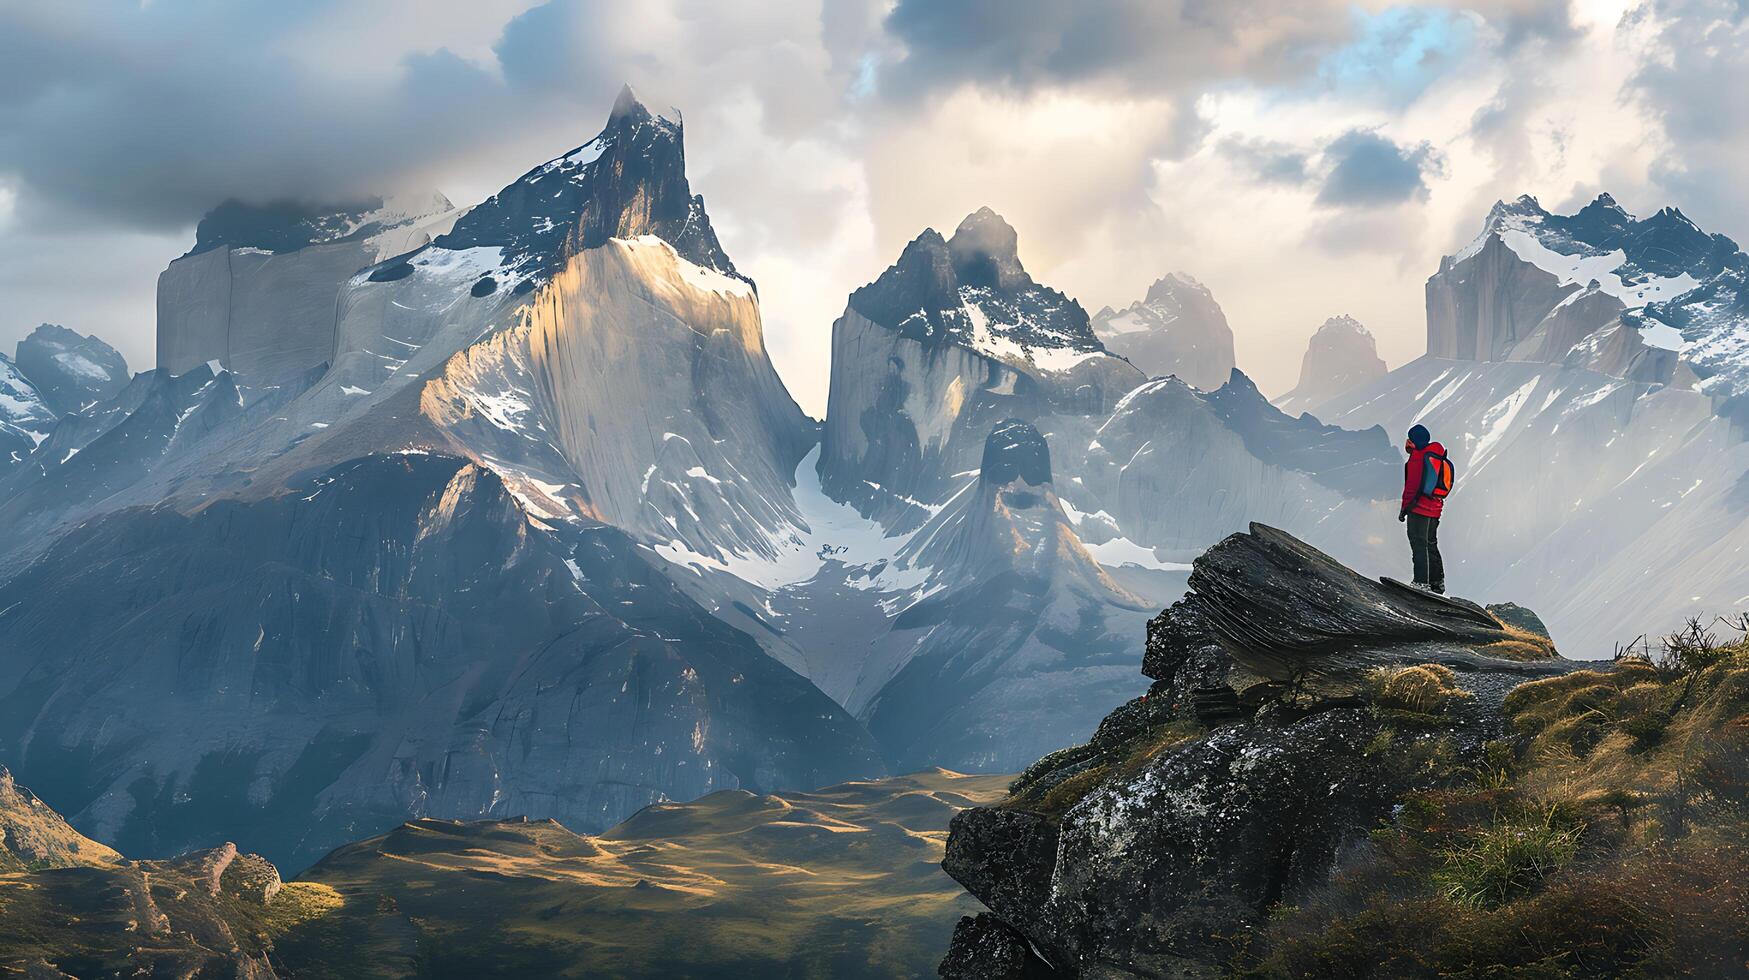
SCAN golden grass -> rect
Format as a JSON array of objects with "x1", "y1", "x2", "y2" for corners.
[
  {"x1": 1374, "y1": 663, "x2": 1473, "y2": 715},
  {"x1": 272, "y1": 769, "x2": 1013, "y2": 978}
]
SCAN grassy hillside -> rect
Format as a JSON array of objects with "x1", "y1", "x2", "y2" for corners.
[
  {"x1": 1, "y1": 768, "x2": 1007, "y2": 978},
  {"x1": 1239, "y1": 621, "x2": 1749, "y2": 977},
  {"x1": 275, "y1": 769, "x2": 1008, "y2": 978},
  {"x1": 0, "y1": 765, "x2": 120, "y2": 872}
]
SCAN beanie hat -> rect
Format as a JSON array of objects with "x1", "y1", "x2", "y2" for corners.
[{"x1": 1407, "y1": 424, "x2": 1431, "y2": 449}]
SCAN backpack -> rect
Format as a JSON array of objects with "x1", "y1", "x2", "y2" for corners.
[{"x1": 1426, "y1": 451, "x2": 1456, "y2": 499}]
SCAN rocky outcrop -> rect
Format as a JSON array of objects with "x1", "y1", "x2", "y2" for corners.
[
  {"x1": 938, "y1": 524, "x2": 1576, "y2": 978},
  {"x1": 14, "y1": 324, "x2": 129, "y2": 416},
  {"x1": 157, "y1": 193, "x2": 457, "y2": 382},
  {"x1": 0, "y1": 771, "x2": 286, "y2": 977},
  {"x1": 1091, "y1": 273, "x2": 1236, "y2": 391},
  {"x1": 1, "y1": 765, "x2": 122, "y2": 871},
  {"x1": 1149, "y1": 524, "x2": 1567, "y2": 700},
  {"x1": 1275, "y1": 314, "x2": 1387, "y2": 415}
]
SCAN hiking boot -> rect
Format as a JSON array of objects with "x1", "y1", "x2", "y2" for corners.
[
  {"x1": 1430, "y1": 581, "x2": 1446, "y2": 595},
  {"x1": 1411, "y1": 580, "x2": 1433, "y2": 592}
]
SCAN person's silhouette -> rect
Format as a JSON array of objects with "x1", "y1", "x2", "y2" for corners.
[{"x1": 1398, "y1": 424, "x2": 1448, "y2": 594}]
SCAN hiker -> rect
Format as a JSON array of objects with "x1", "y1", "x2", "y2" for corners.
[{"x1": 1398, "y1": 423, "x2": 1453, "y2": 594}]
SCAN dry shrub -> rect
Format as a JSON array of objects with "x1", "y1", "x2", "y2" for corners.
[{"x1": 1373, "y1": 664, "x2": 1473, "y2": 716}]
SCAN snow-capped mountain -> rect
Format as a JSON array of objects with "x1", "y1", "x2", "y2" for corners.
[
  {"x1": 1276, "y1": 314, "x2": 1387, "y2": 415},
  {"x1": 0, "y1": 87, "x2": 869, "y2": 867},
  {"x1": 845, "y1": 208, "x2": 1107, "y2": 373},
  {"x1": 0, "y1": 354, "x2": 55, "y2": 468},
  {"x1": 14, "y1": 324, "x2": 129, "y2": 416},
  {"x1": 430, "y1": 85, "x2": 739, "y2": 287},
  {"x1": 1091, "y1": 272, "x2": 1236, "y2": 390},
  {"x1": 1429, "y1": 193, "x2": 1749, "y2": 411},
  {"x1": 311, "y1": 85, "x2": 812, "y2": 567},
  {"x1": 158, "y1": 192, "x2": 459, "y2": 383},
  {"x1": 819, "y1": 207, "x2": 1144, "y2": 523},
  {"x1": 0, "y1": 363, "x2": 244, "y2": 523}
]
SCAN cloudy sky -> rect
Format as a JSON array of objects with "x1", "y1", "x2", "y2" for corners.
[{"x1": 1, "y1": 0, "x2": 1744, "y2": 413}]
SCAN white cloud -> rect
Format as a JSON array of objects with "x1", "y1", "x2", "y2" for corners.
[{"x1": 0, "y1": 0, "x2": 1741, "y2": 414}]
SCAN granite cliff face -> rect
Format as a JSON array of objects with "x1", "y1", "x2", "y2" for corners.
[
  {"x1": 937, "y1": 525, "x2": 1574, "y2": 978},
  {"x1": 1425, "y1": 193, "x2": 1748, "y2": 400},
  {"x1": 157, "y1": 193, "x2": 458, "y2": 383},
  {"x1": 1091, "y1": 273, "x2": 1236, "y2": 391},
  {"x1": 819, "y1": 208, "x2": 1145, "y2": 524},
  {"x1": 1275, "y1": 314, "x2": 1387, "y2": 415}
]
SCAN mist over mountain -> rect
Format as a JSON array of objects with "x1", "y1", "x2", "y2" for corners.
[
  {"x1": 1276, "y1": 314, "x2": 1387, "y2": 415},
  {"x1": 1091, "y1": 273, "x2": 1237, "y2": 391}
]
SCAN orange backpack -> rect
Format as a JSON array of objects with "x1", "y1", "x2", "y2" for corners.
[{"x1": 1426, "y1": 451, "x2": 1456, "y2": 499}]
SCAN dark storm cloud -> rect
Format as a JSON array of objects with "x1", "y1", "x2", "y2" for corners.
[
  {"x1": 1316, "y1": 129, "x2": 1444, "y2": 207},
  {"x1": 1219, "y1": 137, "x2": 1312, "y2": 186},
  {"x1": 878, "y1": 0, "x2": 1578, "y2": 102},
  {"x1": 879, "y1": 0, "x2": 1355, "y2": 99},
  {"x1": 0, "y1": 3, "x2": 532, "y2": 230}
]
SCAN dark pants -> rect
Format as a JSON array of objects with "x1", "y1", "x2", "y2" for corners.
[{"x1": 1407, "y1": 513, "x2": 1443, "y2": 589}]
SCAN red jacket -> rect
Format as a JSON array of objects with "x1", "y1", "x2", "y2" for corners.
[{"x1": 1402, "y1": 441, "x2": 1446, "y2": 518}]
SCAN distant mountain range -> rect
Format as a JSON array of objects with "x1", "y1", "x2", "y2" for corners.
[{"x1": 0, "y1": 86, "x2": 1744, "y2": 900}]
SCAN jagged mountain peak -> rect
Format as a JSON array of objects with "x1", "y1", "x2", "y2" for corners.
[
  {"x1": 1316, "y1": 313, "x2": 1371, "y2": 337},
  {"x1": 1276, "y1": 315, "x2": 1388, "y2": 417},
  {"x1": 948, "y1": 207, "x2": 1031, "y2": 291},
  {"x1": 14, "y1": 323, "x2": 129, "y2": 416},
  {"x1": 610, "y1": 82, "x2": 681, "y2": 128},
  {"x1": 1, "y1": 353, "x2": 57, "y2": 469},
  {"x1": 1143, "y1": 271, "x2": 1209, "y2": 304},
  {"x1": 843, "y1": 212, "x2": 1109, "y2": 375},
  {"x1": 1435, "y1": 191, "x2": 1749, "y2": 399},
  {"x1": 1, "y1": 764, "x2": 123, "y2": 871},
  {"x1": 424, "y1": 86, "x2": 738, "y2": 287},
  {"x1": 1090, "y1": 271, "x2": 1235, "y2": 389}
]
